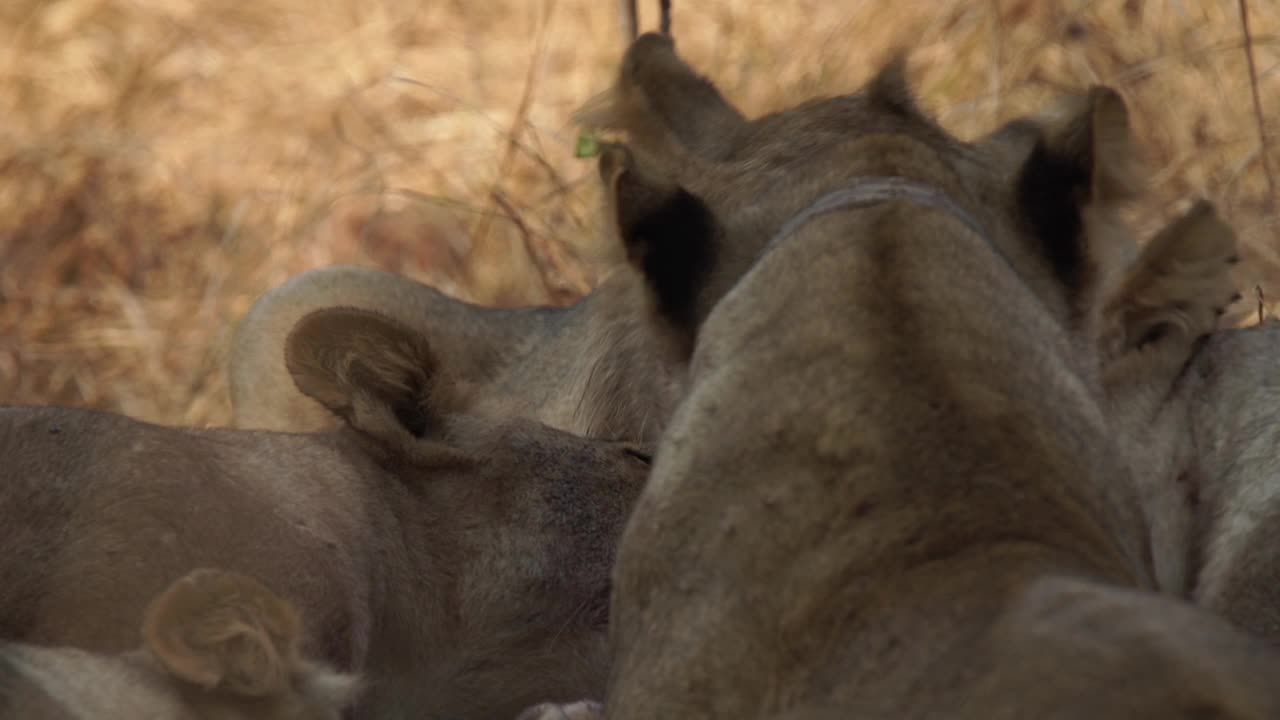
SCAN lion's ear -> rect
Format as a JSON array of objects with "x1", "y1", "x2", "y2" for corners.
[
  {"x1": 1016, "y1": 86, "x2": 1142, "y2": 306},
  {"x1": 576, "y1": 32, "x2": 746, "y2": 161},
  {"x1": 600, "y1": 143, "x2": 717, "y2": 358},
  {"x1": 1101, "y1": 200, "x2": 1240, "y2": 404},
  {"x1": 143, "y1": 569, "x2": 363, "y2": 714},
  {"x1": 285, "y1": 306, "x2": 441, "y2": 443},
  {"x1": 1105, "y1": 200, "x2": 1240, "y2": 353},
  {"x1": 143, "y1": 569, "x2": 302, "y2": 697},
  {"x1": 1037, "y1": 86, "x2": 1141, "y2": 207},
  {"x1": 864, "y1": 51, "x2": 924, "y2": 120}
]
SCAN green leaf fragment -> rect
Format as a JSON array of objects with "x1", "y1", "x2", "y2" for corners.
[{"x1": 574, "y1": 131, "x2": 601, "y2": 158}]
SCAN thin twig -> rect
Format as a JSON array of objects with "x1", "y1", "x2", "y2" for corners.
[
  {"x1": 491, "y1": 189, "x2": 557, "y2": 300},
  {"x1": 468, "y1": 0, "x2": 555, "y2": 284},
  {"x1": 619, "y1": 0, "x2": 637, "y2": 42},
  {"x1": 619, "y1": 1, "x2": 671, "y2": 42},
  {"x1": 1238, "y1": 0, "x2": 1277, "y2": 220},
  {"x1": 491, "y1": 190, "x2": 591, "y2": 302},
  {"x1": 987, "y1": 0, "x2": 1003, "y2": 121}
]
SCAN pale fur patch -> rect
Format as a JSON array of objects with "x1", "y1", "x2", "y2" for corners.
[{"x1": 1193, "y1": 407, "x2": 1280, "y2": 603}]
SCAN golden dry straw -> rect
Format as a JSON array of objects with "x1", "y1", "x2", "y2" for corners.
[{"x1": 0, "y1": 0, "x2": 1276, "y2": 426}]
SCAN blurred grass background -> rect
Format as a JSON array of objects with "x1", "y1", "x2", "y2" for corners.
[{"x1": 0, "y1": 0, "x2": 1276, "y2": 426}]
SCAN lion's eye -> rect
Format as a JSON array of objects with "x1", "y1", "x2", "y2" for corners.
[{"x1": 624, "y1": 447, "x2": 654, "y2": 465}]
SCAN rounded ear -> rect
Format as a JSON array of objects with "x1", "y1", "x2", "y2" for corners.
[
  {"x1": 1015, "y1": 86, "x2": 1144, "y2": 306},
  {"x1": 1106, "y1": 200, "x2": 1240, "y2": 350},
  {"x1": 1038, "y1": 86, "x2": 1142, "y2": 207},
  {"x1": 284, "y1": 306, "x2": 440, "y2": 442},
  {"x1": 600, "y1": 143, "x2": 716, "y2": 357},
  {"x1": 575, "y1": 32, "x2": 746, "y2": 161},
  {"x1": 864, "y1": 51, "x2": 923, "y2": 120},
  {"x1": 142, "y1": 569, "x2": 302, "y2": 698},
  {"x1": 1018, "y1": 85, "x2": 1141, "y2": 211}
]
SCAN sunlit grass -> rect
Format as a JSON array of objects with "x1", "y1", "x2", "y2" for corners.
[{"x1": 1, "y1": 0, "x2": 1275, "y2": 425}]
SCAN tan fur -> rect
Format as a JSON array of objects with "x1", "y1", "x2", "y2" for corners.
[
  {"x1": 1165, "y1": 320, "x2": 1280, "y2": 642},
  {"x1": 143, "y1": 569, "x2": 305, "y2": 697},
  {"x1": 522, "y1": 202, "x2": 1249, "y2": 720},
  {"x1": 1102, "y1": 200, "x2": 1240, "y2": 369},
  {"x1": 0, "y1": 307, "x2": 651, "y2": 720},
  {"x1": 0, "y1": 569, "x2": 357, "y2": 720},
  {"x1": 229, "y1": 265, "x2": 680, "y2": 443},
  {"x1": 1081, "y1": 308, "x2": 1280, "y2": 646},
  {"x1": 556, "y1": 35, "x2": 1280, "y2": 719},
  {"x1": 1099, "y1": 201, "x2": 1241, "y2": 595}
]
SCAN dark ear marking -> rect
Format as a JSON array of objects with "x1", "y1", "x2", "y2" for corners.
[
  {"x1": 1016, "y1": 138, "x2": 1089, "y2": 290},
  {"x1": 624, "y1": 185, "x2": 717, "y2": 335},
  {"x1": 392, "y1": 398, "x2": 429, "y2": 439},
  {"x1": 603, "y1": 144, "x2": 717, "y2": 347},
  {"x1": 1014, "y1": 86, "x2": 1137, "y2": 300}
]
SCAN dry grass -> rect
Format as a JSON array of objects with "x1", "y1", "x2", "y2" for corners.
[{"x1": 1, "y1": 0, "x2": 1277, "y2": 426}]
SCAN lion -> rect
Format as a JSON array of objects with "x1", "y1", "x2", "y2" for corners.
[
  {"x1": 228, "y1": 265, "x2": 681, "y2": 444},
  {"x1": 1017, "y1": 296, "x2": 1280, "y2": 647},
  {"x1": 525, "y1": 34, "x2": 1277, "y2": 719},
  {"x1": 0, "y1": 569, "x2": 358, "y2": 719},
  {"x1": 1095, "y1": 200, "x2": 1245, "y2": 597},
  {"x1": 0, "y1": 306, "x2": 651, "y2": 719},
  {"x1": 516, "y1": 199, "x2": 1256, "y2": 720},
  {"x1": 1121, "y1": 317, "x2": 1280, "y2": 643},
  {"x1": 228, "y1": 2, "x2": 679, "y2": 444}
]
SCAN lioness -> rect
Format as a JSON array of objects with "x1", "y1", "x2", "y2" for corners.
[
  {"x1": 229, "y1": 265, "x2": 679, "y2": 443},
  {"x1": 1096, "y1": 200, "x2": 1245, "y2": 597},
  {"x1": 1129, "y1": 317, "x2": 1280, "y2": 642},
  {"x1": 228, "y1": 3, "x2": 680, "y2": 443},
  {"x1": 0, "y1": 307, "x2": 650, "y2": 720},
  {"x1": 544, "y1": 34, "x2": 1278, "y2": 718},
  {"x1": 1, "y1": 569, "x2": 358, "y2": 719}
]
